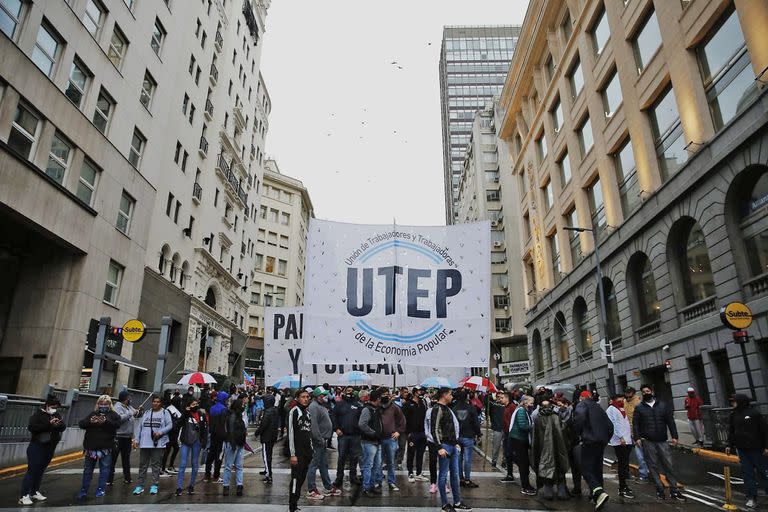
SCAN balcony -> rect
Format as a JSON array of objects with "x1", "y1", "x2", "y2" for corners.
[
  {"x1": 192, "y1": 182, "x2": 202, "y2": 204},
  {"x1": 233, "y1": 107, "x2": 246, "y2": 130},
  {"x1": 679, "y1": 295, "x2": 717, "y2": 323},
  {"x1": 636, "y1": 319, "x2": 661, "y2": 341},
  {"x1": 214, "y1": 30, "x2": 223, "y2": 53},
  {"x1": 250, "y1": 145, "x2": 256, "y2": 161},
  {"x1": 204, "y1": 99, "x2": 214, "y2": 121},
  {"x1": 209, "y1": 62, "x2": 219, "y2": 85},
  {"x1": 216, "y1": 154, "x2": 248, "y2": 210},
  {"x1": 744, "y1": 272, "x2": 768, "y2": 298},
  {"x1": 241, "y1": 242, "x2": 246, "y2": 256},
  {"x1": 198, "y1": 135, "x2": 209, "y2": 158}
]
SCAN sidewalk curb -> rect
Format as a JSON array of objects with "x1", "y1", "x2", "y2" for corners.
[{"x1": 0, "y1": 451, "x2": 83, "y2": 479}]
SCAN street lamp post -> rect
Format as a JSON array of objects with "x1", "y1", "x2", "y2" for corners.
[{"x1": 564, "y1": 226, "x2": 616, "y2": 397}]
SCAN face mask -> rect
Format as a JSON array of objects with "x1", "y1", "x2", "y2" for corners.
[
  {"x1": 687, "y1": 392, "x2": 695, "y2": 397},
  {"x1": 98, "y1": 406, "x2": 110, "y2": 413},
  {"x1": 47, "y1": 407, "x2": 57, "y2": 415},
  {"x1": 345, "y1": 394, "x2": 354, "y2": 401},
  {"x1": 381, "y1": 396, "x2": 390, "y2": 404},
  {"x1": 642, "y1": 393, "x2": 654, "y2": 402}
]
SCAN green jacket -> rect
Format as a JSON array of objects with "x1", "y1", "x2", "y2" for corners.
[{"x1": 509, "y1": 406, "x2": 532, "y2": 442}]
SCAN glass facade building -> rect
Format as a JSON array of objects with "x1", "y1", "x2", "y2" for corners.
[{"x1": 439, "y1": 25, "x2": 521, "y2": 224}]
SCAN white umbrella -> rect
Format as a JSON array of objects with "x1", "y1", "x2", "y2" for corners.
[{"x1": 177, "y1": 372, "x2": 217, "y2": 386}]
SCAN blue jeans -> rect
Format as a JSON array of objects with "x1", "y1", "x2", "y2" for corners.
[
  {"x1": 458, "y1": 437, "x2": 475, "y2": 481},
  {"x1": 308, "y1": 440, "x2": 332, "y2": 492},
  {"x1": 177, "y1": 441, "x2": 201, "y2": 489},
  {"x1": 381, "y1": 437, "x2": 398, "y2": 485},
  {"x1": 634, "y1": 442, "x2": 648, "y2": 478},
  {"x1": 738, "y1": 449, "x2": 768, "y2": 499},
  {"x1": 361, "y1": 441, "x2": 382, "y2": 491},
  {"x1": 81, "y1": 452, "x2": 112, "y2": 492},
  {"x1": 222, "y1": 443, "x2": 244, "y2": 487},
  {"x1": 438, "y1": 443, "x2": 462, "y2": 507}
]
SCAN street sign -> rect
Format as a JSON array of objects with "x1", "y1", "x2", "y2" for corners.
[
  {"x1": 121, "y1": 319, "x2": 147, "y2": 343},
  {"x1": 720, "y1": 302, "x2": 752, "y2": 330}
]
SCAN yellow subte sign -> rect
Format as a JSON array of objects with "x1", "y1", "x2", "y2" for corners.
[
  {"x1": 122, "y1": 319, "x2": 147, "y2": 342},
  {"x1": 720, "y1": 302, "x2": 752, "y2": 330}
]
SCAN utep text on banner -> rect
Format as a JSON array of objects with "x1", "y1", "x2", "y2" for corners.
[
  {"x1": 263, "y1": 307, "x2": 466, "y2": 386},
  {"x1": 302, "y1": 219, "x2": 491, "y2": 367}
]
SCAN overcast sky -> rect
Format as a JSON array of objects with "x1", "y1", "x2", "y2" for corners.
[{"x1": 260, "y1": 0, "x2": 530, "y2": 226}]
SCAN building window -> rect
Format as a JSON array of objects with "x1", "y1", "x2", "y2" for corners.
[
  {"x1": 698, "y1": 9, "x2": 757, "y2": 130},
  {"x1": 573, "y1": 297, "x2": 593, "y2": 357},
  {"x1": 116, "y1": 190, "x2": 134, "y2": 234},
  {"x1": 82, "y1": 0, "x2": 104, "y2": 37},
  {"x1": 544, "y1": 54, "x2": 555, "y2": 82},
  {"x1": 493, "y1": 295, "x2": 509, "y2": 309},
  {"x1": 650, "y1": 86, "x2": 686, "y2": 181},
  {"x1": 7, "y1": 103, "x2": 40, "y2": 159},
  {"x1": 140, "y1": 71, "x2": 156, "y2": 110},
  {"x1": 65, "y1": 58, "x2": 89, "y2": 108},
  {"x1": 632, "y1": 8, "x2": 662, "y2": 73},
  {"x1": 103, "y1": 260, "x2": 123, "y2": 306},
  {"x1": 549, "y1": 232, "x2": 561, "y2": 283},
  {"x1": 598, "y1": 278, "x2": 622, "y2": 344},
  {"x1": 188, "y1": 104, "x2": 195, "y2": 124},
  {"x1": 0, "y1": 0, "x2": 24, "y2": 39},
  {"x1": 128, "y1": 128, "x2": 145, "y2": 168},
  {"x1": 568, "y1": 56, "x2": 584, "y2": 99},
  {"x1": 522, "y1": 212, "x2": 531, "y2": 239},
  {"x1": 551, "y1": 97, "x2": 563, "y2": 133},
  {"x1": 259, "y1": 205, "x2": 267, "y2": 219},
  {"x1": 254, "y1": 253, "x2": 263, "y2": 270},
  {"x1": 486, "y1": 189, "x2": 501, "y2": 202},
  {"x1": 536, "y1": 131, "x2": 547, "y2": 162},
  {"x1": 32, "y1": 22, "x2": 61, "y2": 77},
  {"x1": 279, "y1": 235, "x2": 289, "y2": 249},
  {"x1": 565, "y1": 207, "x2": 581, "y2": 264},
  {"x1": 601, "y1": 70, "x2": 622, "y2": 117},
  {"x1": 189, "y1": 54, "x2": 196, "y2": 75},
  {"x1": 265, "y1": 256, "x2": 275, "y2": 273},
  {"x1": 577, "y1": 116, "x2": 594, "y2": 157},
  {"x1": 588, "y1": 178, "x2": 606, "y2": 237},
  {"x1": 150, "y1": 18, "x2": 166, "y2": 56},
  {"x1": 561, "y1": 9, "x2": 573, "y2": 41},
  {"x1": 614, "y1": 138, "x2": 640, "y2": 215},
  {"x1": 275, "y1": 287, "x2": 286, "y2": 307},
  {"x1": 532, "y1": 330, "x2": 544, "y2": 374},
  {"x1": 107, "y1": 25, "x2": 128, "y2": 69},
  {"x1": 590, "y1": 7, "x2": 610, "y2": 55},
  {"x1": 92, "y1": 87, "x2": 114, "y2": 134},
  {"x1": 558, "y1": 152, "x2": 571, "y2": 187},
  {"x1": 630, "y1": 252, "x2": 660, "y2": 326},
  {"x1": 268, "y1": 208, "x2": 278, "y2": 223},
  {"x1": 554, "y1": 312, "x2": 568, "y2": 366},
  {"x1": 542, "y1": 178, "x2": 553, "y2": 211},
  {"x1": 281, "y1": 212, "x2": 290, "y2": 225},
  {"x1": 45, "y1": 132, "x2": 71, "y2": 184},
  {"x1": 672, "y1": 220, "x2": 716, "y2": 305},
  {"x1": 76, "y1": 158, "x2": 99, "y2": 205}
]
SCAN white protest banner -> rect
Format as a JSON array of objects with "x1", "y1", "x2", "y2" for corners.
[
  {"x1": 302, "y1": 219, "x2": 490, "y2": 367},
  {"x1": 263, "y1": 307, "x2": 466, "y2": 386}
]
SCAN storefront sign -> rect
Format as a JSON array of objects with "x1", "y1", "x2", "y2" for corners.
[
  {"x1": 121, "y1": 319, "x2": 146, "y2": 343},
  {"x1": 498, "y1": 360, "x2": 530, "y2": 376},
  {"x1": 720, "y1": 302, "x2": 753, "y2": 330}
]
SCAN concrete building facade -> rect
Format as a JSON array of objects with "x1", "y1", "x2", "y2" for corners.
[
  {"x1": 455, "y1": 103, "x2": 529, "y2": 385},
  {"x1": 499, "y1": 0, "x2": 768, "y2": 410},
  {"x1": 245, "y1": 159, "x2": 313, "y2": 387},
  {"x1": 0, "y1": 0, "x2": 273, "y2": 393},
  {"x1": 439, "y1": 25, "x2": 521, "y2": 224}
]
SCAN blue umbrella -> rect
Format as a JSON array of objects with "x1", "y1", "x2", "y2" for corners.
[
  {"x1": 419, "y1": 376, "x2": 458, "y2": 389},
  {"x1": 339, "y1": 371, "x2": 372, "y2": 386},
  {"x1": 272, "y1": 374, "x2": 301, "y2": 389}
]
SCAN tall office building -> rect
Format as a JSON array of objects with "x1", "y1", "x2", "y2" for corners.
[
  {"x1": 245, "y1": 159, "x2": 314, "y2": 386},
  {"x1": 439, "y1": 25, "x2": 521, "y2": 224},
  {"x1": 499, "y1": 0, "x2": 768, "y2": 408},
  {"x1": 0, "y1": 0, "x2": 272, "y2": 394}
]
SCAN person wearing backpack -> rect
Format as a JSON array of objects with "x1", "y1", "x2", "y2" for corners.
[
  {"x1": 222, "y1": 395, "x2": 248, "y2": 496},
  {"x1": 573, "y1": 390, "x2": 614, "y2": 511},
  {"x1": 255, "y1": 394, "x2": 279, "y2": 483},
  {"x1": 175, "y1": 397, "x2": 208, "y2": 496}
]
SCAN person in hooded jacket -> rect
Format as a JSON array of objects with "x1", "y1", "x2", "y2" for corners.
[
  {"x1": 332, "y1": 386, "x2": 363, "y2": 487},
  {"x1": 77, "y1": 395, "x2": 121, "y2": 499},
  {"x1": 222, "y1": 395, "x2": 248, "y2": 496},
  {"x1": 726, "y1": 394, "x2": 768, "y2": 509},
  {"x1": 573, "y1": 390, "x2": 613, "y2": 511},
  {"x1": 289, "y1": 389, "x2": 313, "y2": 512},
  {"x1": 453, "y1": 389, "x2": 481, "y2": 488},
  {"x1": 531, "y1": 400, "x2": 570, "y2": 501},
  {"x1": 204, "y1": 391, "x2": 229, "y2": 481},
  {"x1": 402, "y1": 388, "x2": 428, "y2": 483},
  {"x1": 255, "y1": 394, "x2": 279, "y2": 483},
  {"x1": 108, "y1": 390, "x2": 140, "y2": 486},
  {"x1": 175, "y1": 396, "x2": 208, "y2": 496}
]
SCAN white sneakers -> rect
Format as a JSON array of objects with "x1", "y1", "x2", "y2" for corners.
[
  {"x1": 32, "y1": 492, "x2": 47, "y2": 501},
  {"x1": 18, "y1": 496, "x2": 33, "y2": 506}
]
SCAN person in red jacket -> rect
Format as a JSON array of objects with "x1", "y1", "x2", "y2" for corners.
[
  {"x1": 500, "y1": 392, "x2": 517, "y2": 483},
  {"x1": 684, "y1": 387, "x2": 705, "y2": 447}
]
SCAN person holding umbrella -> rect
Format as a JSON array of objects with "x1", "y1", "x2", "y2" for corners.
[
  {"x1": 77, "y1": 395, "x2": 120, "y2": 499},
  {"x1": 19, "y1": 395, "x2": 66, "y2": 505},
  {"x1": 132, "y1": 395, "x2": 174, "y2": 496}
]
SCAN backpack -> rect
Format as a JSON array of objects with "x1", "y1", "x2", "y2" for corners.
[
  {"x1": 253, "y1": 408, "x2": 265, "y2": 434},
  {"x1": 180, "y1": 416, "x2": 200, "y2": 446}
]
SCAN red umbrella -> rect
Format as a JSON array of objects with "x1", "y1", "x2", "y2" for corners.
[
  {"x1": 177, "y1": 372, "x2": 217, "y2": 386},
  {"x1": 459, "y1": 376, "x2": 497, "y2": 393}
]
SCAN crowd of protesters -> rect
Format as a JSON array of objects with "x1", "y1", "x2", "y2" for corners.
[{"x1": 15, "y1": 381, "x2": 768, "y2": 512}]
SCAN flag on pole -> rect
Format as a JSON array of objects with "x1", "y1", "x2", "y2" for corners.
[{"x1": 243, "y1": 369, "x2": 254, "y2": 385}]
